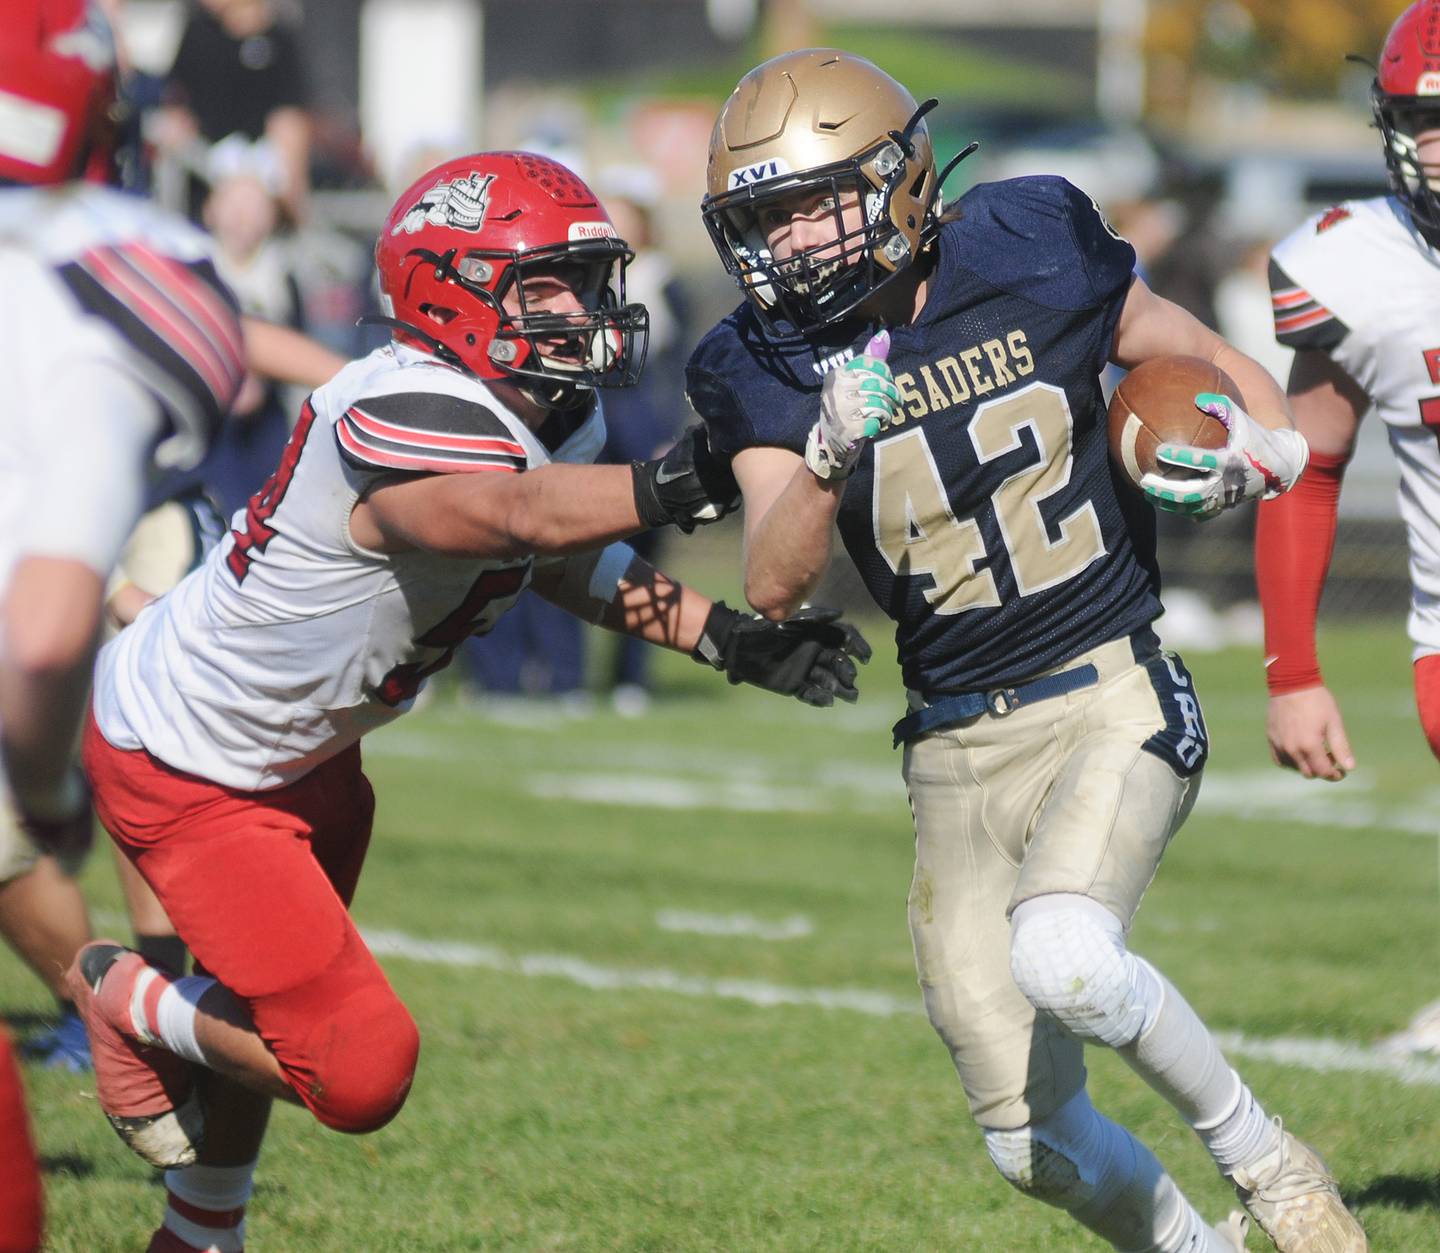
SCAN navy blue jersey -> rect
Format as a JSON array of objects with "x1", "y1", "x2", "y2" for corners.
[{"x1": 687, "y1": 176, "x2": 1162, "y2": 696}]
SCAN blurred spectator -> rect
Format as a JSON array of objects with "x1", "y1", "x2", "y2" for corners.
[
  {"x1": 178, "y1": 138, "x2": 329, "y2": 515},
  {"x1": 1213, "y1": 235, "x2": 1293, "y2": 390},
  {"x1": 151, "y1": 0, "x2": 311, "y2": 222},
  {"x1": 462, "y1": 592, "x2": 588, "y2": 707},
  {"x1": 594, "y1": 165, "x2": 692, "y2": 713}
]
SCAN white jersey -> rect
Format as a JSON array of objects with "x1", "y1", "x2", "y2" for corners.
[
  {"x1": 0, "y1": 184, "x2": 240, "y2": 592},
  {"x1": 0, "y1": 183, "x2": 241, "y2": 809},
  {"x1": 1270, "y1": 196, "x2": 1440, "y2": 654},
  {"x1": 93, "y1": 344, "x2": 605, "y2": 791}
]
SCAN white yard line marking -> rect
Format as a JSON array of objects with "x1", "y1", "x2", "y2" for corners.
[
  {"x1": 361, "y1": 928, "x2": 912, "y2": 1017},
  {"x1": 1211, "y1": 1031, "x2": 1440, "y2": 1087},
  {"x1": 655, "y1": 910, "x2": 814, "y2": 941},
  {"x1": 524, "y1": 773, "x2": 832, "y2": 813},
  {"x1": 1194, "y1": 771, "x2": 1438, "y2": 839},
  {"x1": 359, "y1": 925, "x2": 1440, "y2": 1087},
  {"x1": 370, "y1": 727, "x2": 1436, "y2": 835}
]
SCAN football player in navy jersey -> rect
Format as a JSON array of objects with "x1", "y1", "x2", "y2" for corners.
[{"x1": 689, "y1": 49, "x2": 1366, "y2": 1253}]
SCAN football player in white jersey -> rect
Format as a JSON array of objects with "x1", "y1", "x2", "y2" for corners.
[
  {"x1": 1259, "y1": 0, "x2": 1440, "y2": 784},
  {"x1": 0, "y1": 1, "x2": 246, "y2": 1246},
  {"x1": 64, "y1": 150, "x2": 871, "y2": 1253},
  {"x1": 1257, "y1": 0, "x2": 1440, "y2": 1059}
]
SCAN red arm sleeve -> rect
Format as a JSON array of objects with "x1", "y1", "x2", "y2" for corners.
[{"x1": 1254, "y1": 450, "x2": 1347, "y2": 694}]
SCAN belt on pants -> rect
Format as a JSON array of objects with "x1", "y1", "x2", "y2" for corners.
[{"x1": 891, "y1": 662, "x2": 1100, "y2": 748}]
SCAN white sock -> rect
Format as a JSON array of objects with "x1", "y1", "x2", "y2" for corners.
[
  {"x1": 1196, "y1": 1085, "x2": 1280, "y2": 1177},
  {"x1": 1117, "y1": 961, "x2": 1280, "y2": 1175},
  {"x1": 991, "y1": 1090, "x2": 1226, "y2": 1252},
  {"x1": 1076, "y1": 1124, "x2": 1224, "y2": 1252},
  {"x1": 1120, "y1": 960, "x2": 1236, "y2": 1123},
  {"x1": 162, "y1": 1160, "x2": 256, "y2": 1253},
  {"x1": 154, "y1": 976, "x2": 218, "y2": 1067}
]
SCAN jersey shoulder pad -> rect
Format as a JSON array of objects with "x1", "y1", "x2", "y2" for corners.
[
  {"x1": 943, "y1": 176, "x2": 1136, "y2": 310},
  {"x1": 334, "y1": 379, "x2": 530, "y2": 476},
  {"x1": 685, "y1": 304, "x2": 821, "y2": 459},
  {"x1": 1266, "y1": 255, "x2": 1348, "y2": 352}
]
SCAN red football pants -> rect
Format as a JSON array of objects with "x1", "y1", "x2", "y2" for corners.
[
  {"x1": 1416, "y1": 654, "x2": 1440, "y2": 762},
  {"x1": 0, "y1": 1025, "x2": 42, "y2": 1253},
  {"x1": 82, "y1": 716, "x2": 419, "y2": 1133}
]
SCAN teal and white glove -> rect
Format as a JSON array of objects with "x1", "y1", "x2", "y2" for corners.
[
  {"x1": 805, "y1": 330, "x2": 899, "y2": 481},
  {"x1": 1141, "y1": 391, "x2": 1310, "y2": 520}
]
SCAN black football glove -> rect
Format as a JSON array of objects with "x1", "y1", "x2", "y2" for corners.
[
  {"x1": 631, "y1": 425, "x2": 741, "y2": 534},
  {"x1": 691, "y1": 602, "x2": 872, "y2": 707}
]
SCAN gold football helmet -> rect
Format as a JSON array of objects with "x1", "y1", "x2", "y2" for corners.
[{"x1": 702, "y1": 48, "x2": 942, "y2": 338}]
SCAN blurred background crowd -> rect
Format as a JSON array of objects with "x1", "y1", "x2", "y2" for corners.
[{"x1": 102, "y1": 0, "x2": 1410, "y2": 703}]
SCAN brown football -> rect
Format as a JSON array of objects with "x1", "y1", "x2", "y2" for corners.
[{"x1": 1107, "y1": 355, "x2": 1241, "y2": 492}]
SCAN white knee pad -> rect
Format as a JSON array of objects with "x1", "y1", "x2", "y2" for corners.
[
  {"x1": 985, "y1": 1090, "x2": 1209, "y2": 1252},
  {"x1": 984, "y1": 1090, "x2": 1107, "y2": 1209},
  {"x1": 1010, "y1": 894, "x2": 1162, "y2": 1049}
]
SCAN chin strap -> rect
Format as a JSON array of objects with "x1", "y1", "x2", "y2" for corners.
[{"x1": 521, "y1": 375, "x2": 589, "y2": 412}]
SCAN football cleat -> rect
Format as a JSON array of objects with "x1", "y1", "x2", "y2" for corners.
[
  {"x1": 66, "y1": 941, "x2": 204, "y2": 1168},
  {"x1": 1228, "y1": 1120, "x2": 1367, "y2": 1252}
]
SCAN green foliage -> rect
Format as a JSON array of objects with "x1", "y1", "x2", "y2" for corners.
[
  {"x1": 1151, "y1": 0, "x2": 1402, "y2": 97},
  {"x1": 585, "y1": 27, "x2": 1087, "y2": 117},
  {"x1": 13, "y1": 619, "x2": 1440, "y2": 1249}
]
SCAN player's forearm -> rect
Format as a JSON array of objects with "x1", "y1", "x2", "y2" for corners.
[
  {"x1": 242, "y1": 317, "x2": 346, "y2": 389},
  {"x1": 368, "y1": 463, "x2": 647, "y2": 559},
  {"x1": 498, "y1": 465, "x2": 653, "y2": 556},
  {"x1": 532, "y1": 547, "x2": 709, "y2": 650},
  {"x1": 1209, "y1": 342, "x2": 1295, "y2": 432},
  {"x1": 607, "y1": 564, "x2": 710, "y2": 652},
  {"x1": 0, "y1": 559, "x2": 103, "y2": 812},
  {"x1": 744, "y1": 468, "x2": 842, "y2": 620},
  {"x1": 1254, "y1": 451, "x2": 1345, "y2": 693},
  {"x1": 0, "y1": 659, "x2": 92, "y2": 809}
]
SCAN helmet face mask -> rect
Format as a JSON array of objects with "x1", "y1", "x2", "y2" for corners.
[
  {"x1": 1372, "y1": 0, "x2": 1440, "y2": 239},
  {"x1": 375, "y1": 153, "x2": 649, "y2": 407},
  {"x1": 704, "y1": 138, "x2": 916, "y2": 336},
  {"x1": 702, "y1": 49, "x2": 938, "y2": 340}
]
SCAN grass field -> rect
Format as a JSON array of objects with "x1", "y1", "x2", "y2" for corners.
[{"x1": 10, "y1": 613, "x2": 1440, "y2": 1251}]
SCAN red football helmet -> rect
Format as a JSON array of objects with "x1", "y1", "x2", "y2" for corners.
[
  {"x1": 374, "y1": 151, "x2": 649, "y2": 406},
  {"x1": 1373, "y1": 0, "x2": 1440, "y2": 237},
  {"x1": 0, "y1": 0, "x2": 117, "y2": 185}
]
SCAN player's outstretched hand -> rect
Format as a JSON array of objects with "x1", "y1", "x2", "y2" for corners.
[
  {"x1": 691, "y1": 602, "x2": 872, "y2": 706},
  {"x1": 1142, "y1": 392, "x2": 1309, "y2": 519},
  {"x1": 805, "y1": 330, "x2": 899, "y2": 481},
  {"x1": 1267, "y1": 685, "x2": 1355, "y2": 781},
  {"x1": 632, "y1": 425, "x2": 742, "y2": 534}
]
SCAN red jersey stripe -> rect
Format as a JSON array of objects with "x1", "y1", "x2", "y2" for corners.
[
  {"x1": 122, "y1": 243, "x2": 245, "y2": 374},
  {"x1": 1274, "y1": 306, "x2": 1335, "y2": 333},
  {"x1": 85, "y1": 246, "x2": 236, "y2": 398},
  {"x1": 345, "y1": 404, "x2": 527, "y2": 457},
  {"x1": 337, "y1": 419, "x2": 522, "y2": 474},
  {"x1": 1270, "y1": 287, "x2": 1313, "y2": 310},
  {"x1": 82, "y1": 247, "x2": 235, "y2": 402}
]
